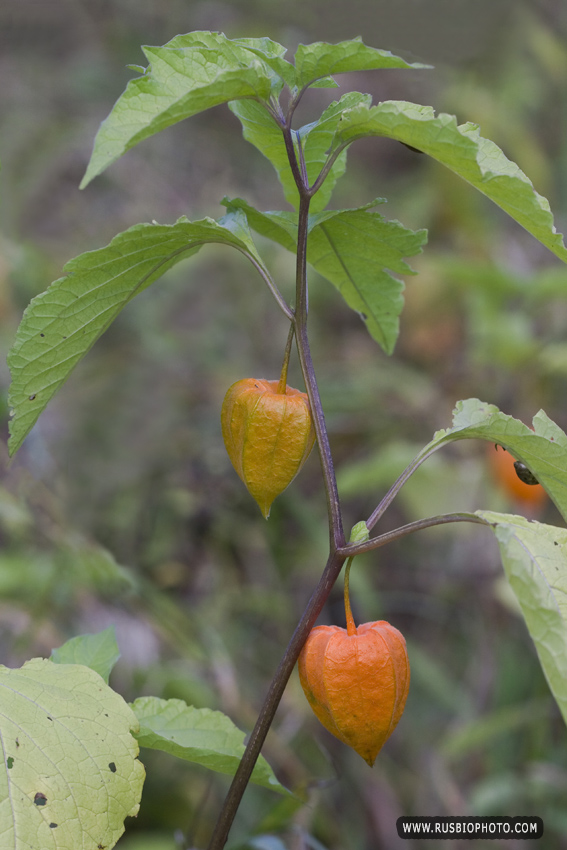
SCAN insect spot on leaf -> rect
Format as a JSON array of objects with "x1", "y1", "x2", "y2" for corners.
[
  {"x1": 34, "y1": 792, "x2": 47, "y2": 806},
  {"x1": 6, "y1": 757, "x2": 14, "y2": 769},
  {"x1": 15, "y1": 738, "x2": 19, "y2": 748},
  {"x1": 28, "y1": 394, "x2": 36, "y2": 401},
  {"x1": 513, "y1": 461, "x2": 539, "y2": 486},
  {"x1": 40, "y1": 333, "x2": 45, "y2": 338},
  {"x1": 49, "y1": 823, "x2": 58, "y2": 829},
  {"x1": 108, "y1": 762, "x2": 117, "y2": 773}
]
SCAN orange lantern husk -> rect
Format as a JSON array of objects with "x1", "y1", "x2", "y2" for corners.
[
  {"x1": 221, "y1": 377, "x2": 315, "y2": 518},
  {"x1": 298, "y1": 558, "x2": 410, "y2": 766}
]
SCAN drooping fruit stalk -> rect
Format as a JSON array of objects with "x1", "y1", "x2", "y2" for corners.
[
  {"x1": 221, "y1": 326, "x2": 316, "y2": 518},
  {"x1": 298, "y1": 556, "x2": 410, "y2": 766}
]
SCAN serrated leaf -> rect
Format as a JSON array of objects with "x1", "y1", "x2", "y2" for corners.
[
  {"x1": 421, "y1": 399, "x2": 567, "y2": 523},
  {"x1": 231, "y1": 36, "x2": 297, "y2": 91},
  {"x1": 307, "y1": 205, "x2": 427, "y2": 352},
  {"x1": 0, "y1": 658, "x2": 144, "y2": 850},
  {"x1": 222, "y1": 199, "x2": 298, "y2": 251},
  {"x1": 476, "y1": 511, "x2": 567, "y2": 727},
  {"x1": 230, "y1": 93, "x2": 369, "y2": 211},
  {"x1": 8, "y1": 212, "x2": 265, "y2": 456},
  {"x1": 223, "y1": 198, "x2": 427, "y2": 352},
  {"x1": 336, "y1": 101, "x2": 567, "y2": 263},
  {"x1": 51, "y1": 627, "x2": 121, "y2": 684},
  {"x1": 131, "y1": 696, "x2": 290, "y2": 795},
  {"x1": 80, "y1": 32, "x2": 275, "y2": 188},
  {"x1": 294, "y1": 37, "x2": 430, "y2": 89}
]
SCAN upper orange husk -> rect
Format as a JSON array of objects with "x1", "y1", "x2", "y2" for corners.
[{"x1": 221, "y1": 378, "x2": 316, "y2": 518}]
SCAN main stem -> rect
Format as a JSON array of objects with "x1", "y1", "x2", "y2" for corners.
[
  {"x1": 206, "y1": 550, "x2": 347, "y2": 849},
  {"x1": 207, "y1": 113, "x2": 346, "y2": 850}
]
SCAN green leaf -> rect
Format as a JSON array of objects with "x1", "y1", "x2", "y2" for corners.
[
  {"x1": 425, "y1": 398, "x2": 567, "y2": 523},
  {"x1": 230, "y1": 93, "x2": 369, "y2": 211},
  {"x1": 336, "y1": 101, "x2": 567, "y2": 264},
  {"x1": 8, "y1": 211, "x2": 265, "y2": 456},
  {"x1": 231, "y1": 36, "x2": 297, "y2": 91},
  {"x1": 294, "y1": 37, "x2": 430, "y2": 89},
  {"x1": 0, "y1": 658, "x2": 144, "y2": 850},
  {"x1": 131, "y1": 696, "x2": 290, "y2": 795},
  {"x1": 51, "y1": 627, "x2": 121, "y2": 684},
  {"x1": 80, "y1": 32, "x2": 275, "y2": 188},
  {"x1": 222, "y1": 199, "x2": 297, "y2": 251},
  {"x1": 307, "y1": 204, "x2": 427, "y2": 352},
  {"x1": 223, "y1": 198, "x2": 427, "y2": 352},
  {"x1": 476, "y1": 511, "x2": 567, "y2": 727}
]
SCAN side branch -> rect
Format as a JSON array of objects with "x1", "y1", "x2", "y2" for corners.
[{"x1": 338, "y1": 512, "x2": 489, "y2": 558}]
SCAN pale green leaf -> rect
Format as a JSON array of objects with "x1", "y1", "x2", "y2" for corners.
[
  {"x1": 8, "y1": 212, "x2": 264, "y2": 455},
  {"x1": 231, "y1": 36, "x2": 297, "y2": 91},
  {"x1": 294, "y1": 37, "x2": 430, "y2": 89},
  {"x1": 51, "y1": 627, "x2": 121, "y2": 684},
  {"x1": 425, "y1": 398, "x2": 567, "y2": 523},
  {"x1": 336, "y1": 101, "x2": 567, "y2": 263},
  {"x1": 131, "y1": 696, "x2": 290, "y2": 795},
  {"x1": 80, "y1": 32, "x2": 274, "y2": 188},
  {"x1": 0, "y1": 658, "x2": 144, "y2": 850},
  {"x1": 300, "y1": 93, "x2": 370, "y2": 211},
  {"x1": 476, "y1": 511, "x2": 567, "y2": 727}
]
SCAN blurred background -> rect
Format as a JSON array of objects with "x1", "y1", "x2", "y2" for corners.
[{"x1": 2, "y1": 1, "x2": 567, "y2": 848}]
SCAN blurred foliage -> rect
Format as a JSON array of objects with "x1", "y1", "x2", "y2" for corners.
[{"x1": 2, "y1": 1, "x2": 567, "y2": 849}]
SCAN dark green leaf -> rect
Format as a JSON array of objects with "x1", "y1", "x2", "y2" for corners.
[
  {"x1": 223, "y1": 198, "x2": 427, "y2": 352},
  {"x1": 307, "y1": 204, "x2": 427, "y2": 352},
  {"x1": 336, "y1": 101, "x2": 567, "y2": 263}
]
